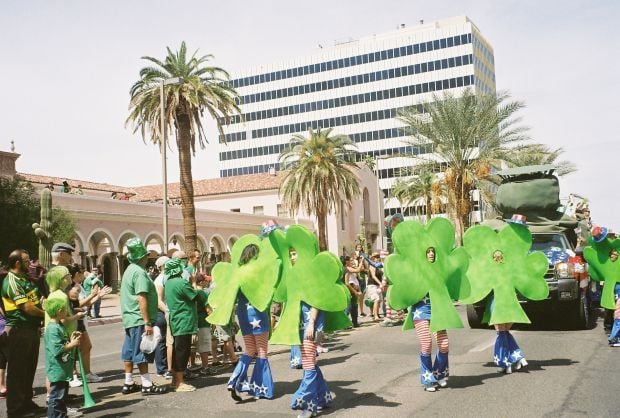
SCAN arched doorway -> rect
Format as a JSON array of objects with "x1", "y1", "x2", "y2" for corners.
[{"x1": 209, "y1": 235, "x2": 225, "y2": 263}]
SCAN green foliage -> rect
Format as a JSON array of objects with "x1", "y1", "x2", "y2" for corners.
[
  {"x1": 502, "y1": 143, "x2": 577, "y2": 177},
  {"x1": 385, "y1": 218, "x2": 470, "y2": 332},
  {"x1": 279, "y1": 128, "x2": 361, "y2": 250},
  {"x1": 398, "y1": 88, "x2": 529, "y2": 241},
  {"x1": 268, "y1": 225, "x2": 351, "y2": 345},
  {"x1": 584, "y1": 238, "x2": 620, "y2": 310},
  {"x1": 207, "y1": 235, "x2": 280, "y2": 326},
  {"x1": 461, "y1": 224, "x2": 549, "y2": 324},
  {"x1": 0, "y1": 178, "x2": 76, "y2": 265},
  {"x1": 0, "y1": 177, "x2": 39, "y2": 262},
  {"x1": 51, "y1": 207, "x2": 76, "y2": 245}
]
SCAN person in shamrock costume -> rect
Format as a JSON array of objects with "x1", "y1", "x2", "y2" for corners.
[
  {"x1": 583, "y1": 226, "x2": 620, "y2": 346},
  {"x1": 268, "y1": 225, "x2": 351, "y2": 418},
  {"x1": 207, "y1": 231, "x2": 281, "y2": 402},
  {"x1": 385, "y1": 217, "x2": 470, "y2": 391},
  {"x1": 461, "y1": 215, "x2": 549, "y2": 373}
]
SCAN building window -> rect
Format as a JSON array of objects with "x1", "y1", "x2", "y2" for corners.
[
  {"x1": 253, "y1": 206, "x2": 264, "y2": 215},
  {"x1": 277, "y1": 204, "x2": 289, "y2": 218}
]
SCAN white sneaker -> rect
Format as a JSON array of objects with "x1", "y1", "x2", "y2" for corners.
[
  {"x1": 297, "y1": 410, "x2": 313, "y2": 418},
  {"x1": 424, "y1": 385, "x2": 437, "y2": 392},
  {"x1": 69, "y1": 378, "x2": 83, "y2": 388},
  {"x1": 437, "y1": 378, "x2": 448, "y2": 388},
  {"x1": 505, "y1": 365, "x2": 513, "y2": 374},
  {"x1": 67, "y1": 407, "x2": 83, "y2": 417},
  {"x1": 87, "y1": 372, "x2": 103, "y2": 383}
]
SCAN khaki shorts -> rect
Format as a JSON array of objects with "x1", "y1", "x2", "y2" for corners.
[{"x1": 196, "y1": 327, "x2": 212, "y2": 353}]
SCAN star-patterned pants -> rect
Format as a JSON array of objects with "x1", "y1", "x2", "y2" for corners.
[
  {"x1": 414, "y1": 319, "x2": 449, "y2": 386},
  {"x1": 608, "y1": 294, "x2": 620, "y2": 345},
  {"x1": 227, "y1": 332, "x2": 274, "y2": 399},
  {"x1": 494, "y1": 330, "x2": 525, "y2": 368},
  {"x1": 290, "y1": 339, "x2": 332, "y2": 414}
]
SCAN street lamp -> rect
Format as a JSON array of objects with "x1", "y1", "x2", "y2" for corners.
[{"x1": 160, "y1": 77, "x2": 184, "y2": 255}]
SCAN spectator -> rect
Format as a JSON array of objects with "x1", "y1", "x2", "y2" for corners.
[
  {"x1": 68, "y1": 263, "x2": 111, "y2": 384},
  {"x1": 1, "y1": 249, "x2": 45, "y2": 417},
  {"x1": 119, "y1": 238, "x2": 167, "y2": 395},
  {"x1": 83, "y1": 267, "x2": 104, "y2": 318},
  {"x1": 353, "y1": 244, "x2": 368, "y2": 316},
  {"x1": 195, "y1": 273, "x2": 217, "y2": 376},
  {"x1": 44, "y1": 298, "x2": 83, "y2": 418},
  {"x1": 46, "y1": 182, "x2": 55, "y2": 192},
  {"x1": 366, "y1": 252, "x2": 384, "y2": 321},
  {"x1": 70, "y1": 185, "x2": 84, "y2": 195},
  {"x1": 163, "y1": 258, "x2": 199, "y2": 392},
  {"x1": 343, "y1": 256, "x2": 361, "y2": 328},
  {"x1": 51, "y1": 242, "x2": 75, "y2": 267},
  {"x1": 60, "y1": 180, "x2": 71, "y2": 193},
  {"x1": 0, "y1": 268, "x2": 8, "y2": 400},
  {"x1": 152, "y1": 256, "x2": 171, "y2": 380}
]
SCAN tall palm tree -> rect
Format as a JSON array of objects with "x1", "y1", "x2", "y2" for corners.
[
  {"x1": 504, "y1": 143, "x2": 577, "y2": 176},
  {"x1": 126, "y1": 42, "x2": 240, "y2": 251},
  {"x1": 391, "y1": 178, "x2": 410, "y2": 216},
  {"x1": 279, "y1": 128, "x2": 361, "y2": 251},
  {"x1": 398, "y1": 88, "x2": 528, "y2": 242}
]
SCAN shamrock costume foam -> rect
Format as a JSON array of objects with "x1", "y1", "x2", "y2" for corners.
[
  {"x1": 584, "y1": 237, "x2": 620, "y2": 310},
  {"x1": 207, "y1": 234, "x2": 281, "y2": 326},
  {"x1": 385, "y1": 217, "x2": 470, "y2": 333},
  {"x1": 268, "y1": 225, "x2": 351, "y2": 345},
  {"x1": 461, "y1": 224, "x2": 549, "y2": 325}
]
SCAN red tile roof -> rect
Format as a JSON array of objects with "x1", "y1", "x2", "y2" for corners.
[
  {"x1": 17, "y1": 172, "x2": 135, "y2": 194},
  {"x1": 131, "y1": 172, "x2": 283, "y2": 201}
]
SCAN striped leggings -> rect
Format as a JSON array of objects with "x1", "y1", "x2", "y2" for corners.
[
  {"x1": 301, "y1": 339, "x2": 317, "y2": 370},
  {"x1": 414, "y1": 320, "x2": 448, "y2": 355},
  {"x1": 243, "y1": 332, "x2": 269, "y2": 359}
]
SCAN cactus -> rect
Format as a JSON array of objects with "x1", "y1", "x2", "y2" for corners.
[{"x1": 32, "y1": 187, "x2": 52, "y2": 269}]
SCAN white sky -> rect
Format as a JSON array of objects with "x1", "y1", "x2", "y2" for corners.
[{"x1": 1, "y1": 1, "x2": 618, "y2": 229}]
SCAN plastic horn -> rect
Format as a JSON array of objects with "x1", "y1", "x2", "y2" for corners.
[{"x1": 77, "y1": 349, "x2": 96, "y2": 408}]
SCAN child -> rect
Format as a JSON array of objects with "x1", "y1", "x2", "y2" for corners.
[{"x1": 44, "y1": 298, "x2": 83, "y2": 418}]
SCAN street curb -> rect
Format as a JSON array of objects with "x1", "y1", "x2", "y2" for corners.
[{"x1": 88, "y1": 317, "x2": 122, "y2": 327}]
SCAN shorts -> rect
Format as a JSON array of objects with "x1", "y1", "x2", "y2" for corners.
[
  {"x1": 214, "y1": 325, "x2": 232, "y2": 342},
  {"x1": 196, "y1": 327, "x2": 212, "y2": 353},
  {"x1": 121, "y1": 325, "x2": 155, "y2": 364},
  {"x1": 172, "y1": 334, "x2": 192, "y2": 372}
]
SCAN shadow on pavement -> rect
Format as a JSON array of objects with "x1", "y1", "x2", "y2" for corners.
[{"x1": 272, "y1": 379, "x2": 400, "y2": 412}]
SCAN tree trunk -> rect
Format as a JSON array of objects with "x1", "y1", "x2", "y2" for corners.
[
  {"x1": 317, "y1": 206, "x2": 327, "y2": 251},
  {"x1": 176, "y1": 111, "x2": 198, "y2": 252}
]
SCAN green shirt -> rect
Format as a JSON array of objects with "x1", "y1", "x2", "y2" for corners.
[
  {"x1": 1, "y1": 271, "x2": 42, "y2": 328},
  {"x1": 120, "y1": 263, "x2": 158, "y2": 329},
  {"x1": 196, "y1": 289, "x2": 210, "y2": 329},
  {"x1": 164, "y1": 276, "x2": 198, "y2": 336},
  {"x1": 44, "y1": 321, "x2": 74, "y2": 383},
  {"x1": 83, "y1": 274, "x2": 103, "y2": 294}
]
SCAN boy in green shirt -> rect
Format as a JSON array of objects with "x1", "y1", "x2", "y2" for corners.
[{"x1": 44, "y1": 298, "x2": 82, "y2": 418}]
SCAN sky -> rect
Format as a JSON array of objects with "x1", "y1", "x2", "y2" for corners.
[{"x1": 1, "y1": 0, "x2": 618, "y2": 229}]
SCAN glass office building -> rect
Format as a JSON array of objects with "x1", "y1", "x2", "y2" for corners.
[{"x1": 218, "y1": 16, "x2": 496, "y2": 215}]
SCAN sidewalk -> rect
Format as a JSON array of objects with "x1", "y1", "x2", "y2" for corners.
[{"x1": 88, "y1": 293, "x2": 122, "y2": 327}]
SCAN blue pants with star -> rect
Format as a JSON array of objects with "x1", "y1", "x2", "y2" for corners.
[
  {"x1": 290, "y1": 345, "x2": 302, "y2": 369},
  {"x1": 494, "y1": 331, "x2": 525, "y2": 367},
  {"x1": 290, "y1": 367, "x2": 331, "y2": 414},
  {"x1": 227, "y1": 354, "x2": 274, "y2": 399}
]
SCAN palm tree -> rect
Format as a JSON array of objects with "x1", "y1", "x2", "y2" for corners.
[
  {"x1": 398, "y1": 88, "x2": 528, "y2": 242},
  {"x1": 406, "y1": 171, "x2": 438, "y2": 223},
  {"x1": 126, "y1": 42, "x2": 240, "y2": 251},
  {"x1": 279, "y1": 128, "x2": 361, "y2": 251},
  {"x1": 503, "y1": 143, "x2": 577, "y2": 176},
  {"x1": 391, "y1": 178, "x2": 410, "y2": 216}
]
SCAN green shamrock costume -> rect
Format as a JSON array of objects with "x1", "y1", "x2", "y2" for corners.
[
  {"x1": 461, "y1": 224, "x2": 549, "y2": 325},
  {"x1": 584, "y1": 237, "x2": 620, "y2": 311},
  {"x1": 385, "y1": 217, "x2": 470, "y2": 333},
  {"x1": 268, "y1": 225, "x2": 351, "y2": 346},
  {"x1": 207, "y1": 234, "x2": 281, "y2": 326}
]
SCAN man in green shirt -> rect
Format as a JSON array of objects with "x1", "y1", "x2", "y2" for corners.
[
  {"x1": 119, "y1": 238, "x2": 166, "y2": 395},
  {"x1": 83, "y1": 267, "x2": 104, "y2": 318},
  {"x1": 1, "y1": 249, "x2": 45, "y2": 418},
  {"x1": 164, "y1": 257, "x2": 199, "y2": 392}
]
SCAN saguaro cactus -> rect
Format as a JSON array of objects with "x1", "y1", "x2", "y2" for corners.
[{"x1": 32, "y1": 187, "x2": 52, "y2": 269}]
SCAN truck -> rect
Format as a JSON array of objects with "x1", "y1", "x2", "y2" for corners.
[{"x1": 466, "y1": 164, "x2": 591, "y2": 330}]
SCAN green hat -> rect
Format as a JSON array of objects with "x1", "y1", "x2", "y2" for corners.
[
  {"x1": 164, "y1": 258, "x2": 184, "y2": 279},
  {"x1": 126, "y1": 237, "x2": 148, "y2": 263}
]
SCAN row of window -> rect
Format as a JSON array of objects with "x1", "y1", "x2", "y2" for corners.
[
  {"x1": 242, "y1": 75, "x2": 474, "y2": 141},
  {"x1": 221, "y1": 163, "x2": 281, "y2": 178},
  {"x1": 220, "y1": 125, "x2": 418, "y2": 161},
  {"x1": 228, "y1": 54, "x2": 473, "y2": 124},
  {"x1": 231, "y1": 33, "x2": 472, "y2": 89},
  {"x1": 473, "y1": 36, "x2": 494, "y2": 66}
]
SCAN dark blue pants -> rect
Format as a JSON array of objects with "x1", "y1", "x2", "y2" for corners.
[
  {"x1": 92, "y1": 298, "x2": 101, "y2": 317},
  {"x1": 48, "y1": 381, "x2": 68, "y2": 418},
  {"x1": 154, "y1": 311, "x2": 168, "y2": 374}
]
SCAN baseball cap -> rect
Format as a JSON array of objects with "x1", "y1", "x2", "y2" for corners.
[{"x1": 52, "y1": 242, "x2": 75, "y2": 253}]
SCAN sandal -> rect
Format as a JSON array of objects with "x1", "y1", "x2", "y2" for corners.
[
  {"x1": 121, "y1": 383, "x2": 142, "y2": 395},
  {"x1": 141, "y1": 383, "x2": 168, "y2": 395},
  {"x1": 227, "y1": 385, "x2": 242, "y2": 402}
]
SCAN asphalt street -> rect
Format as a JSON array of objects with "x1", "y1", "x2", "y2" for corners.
[{"x1": 1, "y1": 305, "x2": 619, "y2": 417}]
